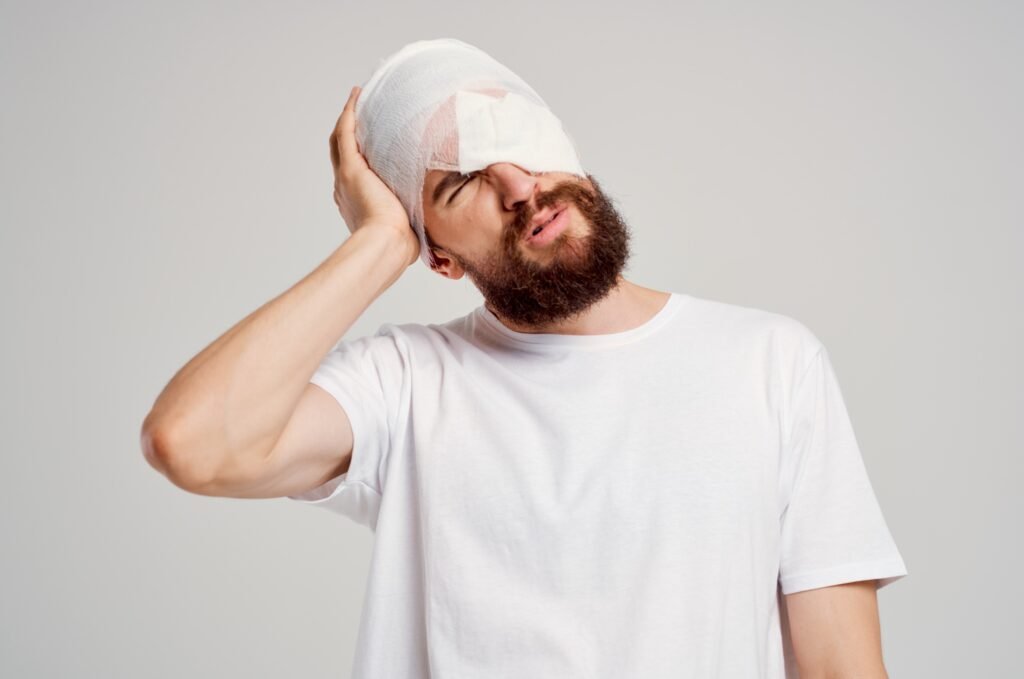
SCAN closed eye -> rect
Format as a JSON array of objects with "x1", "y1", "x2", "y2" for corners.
[{"x1": 448, "y1": 172, "x2": 480, "y2": 204}]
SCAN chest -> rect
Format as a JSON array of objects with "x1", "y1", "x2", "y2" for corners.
[{"x1": 412, "y1": 353, "x2": 781, "y2": 549}]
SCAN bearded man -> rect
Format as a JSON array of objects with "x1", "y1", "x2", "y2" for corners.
[{"x1": 142, "y1": 38, "x2": 908, "y2": 679}]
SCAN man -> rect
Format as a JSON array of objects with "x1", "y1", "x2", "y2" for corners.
[{"x1": 141, "y1": 38, "x2": 907, "y2": 678}]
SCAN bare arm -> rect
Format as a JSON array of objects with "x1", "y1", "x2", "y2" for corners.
[
  {"x1": 784, "y1": 579, "x2": 891, "y2": 678},
  {"x1": 140, "y1": 86, "x2": 419, "y2": 496}
]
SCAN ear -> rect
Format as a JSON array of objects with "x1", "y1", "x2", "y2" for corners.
[{"x1": 429, "y1": 247, "x2": 466, "y2": 280}]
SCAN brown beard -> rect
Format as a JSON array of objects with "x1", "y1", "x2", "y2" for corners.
[{"x1": 448, "y1": 174, "x2": 632, "y2": 329}]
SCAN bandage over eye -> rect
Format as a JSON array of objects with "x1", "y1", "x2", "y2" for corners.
[{"x1": 353, "y1": 38, "x2": 586, "y2": 269}]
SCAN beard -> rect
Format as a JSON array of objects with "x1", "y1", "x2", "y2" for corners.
[{"x1": 447, "y1": 174, "x2": 632, "y2": 329}]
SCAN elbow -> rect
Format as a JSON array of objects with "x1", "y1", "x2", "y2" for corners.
[
  {"x1": 139, "y1": 415, "x2": 220, "y2": 493},
  {"x1": 140, "y1": 420, "x2": 169, "y2": 476}
]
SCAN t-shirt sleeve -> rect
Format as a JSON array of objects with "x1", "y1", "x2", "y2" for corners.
[
  {"x1": 285, "y1": 323, "x2": 410, "y2": 530},
  {"x1": 777, "y1": 342, "x2": 908, "y2": 595}
]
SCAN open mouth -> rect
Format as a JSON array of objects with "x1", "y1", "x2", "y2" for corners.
[
  {"x1": 524, "y1": 206, "x2": 569, "y2": 246},
  {"x1": 527, "y1": 207, "x2": 565, "y2": 239}
]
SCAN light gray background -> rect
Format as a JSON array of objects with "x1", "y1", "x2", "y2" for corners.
[{"x1": 2, "y1": 1, "x2": 1020, "y2": 676}]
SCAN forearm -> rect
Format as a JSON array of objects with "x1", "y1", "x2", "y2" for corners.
[{"x1": 141, "y1": 225, "x2": 411, "y2": 487}]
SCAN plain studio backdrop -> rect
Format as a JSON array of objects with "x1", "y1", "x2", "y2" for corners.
[{"x1": 2, "y1": 1, "x2": 1020, "y2": 676}]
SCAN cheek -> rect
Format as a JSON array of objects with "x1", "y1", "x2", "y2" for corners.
[{"x1": 464, "y1": 202, "x2": 510, "y2": 250}]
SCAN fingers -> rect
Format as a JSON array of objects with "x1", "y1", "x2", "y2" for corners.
[
  {"x1": 328, "y1": 87, "x2": 355, "y2": 171},
  {"x1": 330, "y1": 86, "x2": 364, "y2": 176},
  {"x1": 329, "y1": 127, "x2": 340, "y2": 172}
]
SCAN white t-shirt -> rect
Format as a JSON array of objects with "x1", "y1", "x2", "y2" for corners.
[{"x1": 288, "y1": 291, "x2": 908, "y2": 678}]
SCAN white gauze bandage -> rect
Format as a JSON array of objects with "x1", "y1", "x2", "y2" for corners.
[{"x1": 353, "y1": 38, "x2": 586, "y2": 269}]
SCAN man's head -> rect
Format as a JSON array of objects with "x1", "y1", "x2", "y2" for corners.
[
  {"x1": 354, "y1": 38, "x2": 631, "y2": 325},
  {"x1": 421, "y1": 166, "x2": 631, "y2": 328}
]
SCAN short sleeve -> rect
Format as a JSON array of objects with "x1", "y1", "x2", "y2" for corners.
[
  {"x1": 286, "y1": 324, "x2": 410, "y2": 530},
  {"x1": 777, "y1": 343, "x2": 908, "y2": 595}
]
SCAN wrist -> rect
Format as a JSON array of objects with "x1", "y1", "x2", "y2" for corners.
[{"x1": 352, "y1": 223, "x2": 416, "y2": 267}]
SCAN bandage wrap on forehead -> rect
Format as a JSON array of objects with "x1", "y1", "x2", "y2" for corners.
[{"x1": 354, "y1": 38, "x2": 586, "y2": 269}]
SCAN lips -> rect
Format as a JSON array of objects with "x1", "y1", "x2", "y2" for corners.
[
  {"x1": 523, "y1": 205, "x2": 571, "y2": 247},
  {"x1": 523, "y1": 206, "x2": 565, "y2": 241}
]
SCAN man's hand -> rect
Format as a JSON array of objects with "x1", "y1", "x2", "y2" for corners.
[{"x1": 329, "y1": 86, "x2": 419, "y2": 267}]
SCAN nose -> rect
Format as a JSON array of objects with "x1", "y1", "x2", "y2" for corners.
[{"x1": 486, "y1": 162, "x2": 539, "y2": 212}]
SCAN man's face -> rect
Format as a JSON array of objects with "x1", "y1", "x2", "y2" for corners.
[{"x1": 420, "y1": 164, "x2": 632, "y2": 329}]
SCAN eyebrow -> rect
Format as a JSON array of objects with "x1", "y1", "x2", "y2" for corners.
[{"x1": 431, "y1": 171, "x2": 467, "y2": 207}]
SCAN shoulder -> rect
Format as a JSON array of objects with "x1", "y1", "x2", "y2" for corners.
[
  {"x1": 368, "y1": 307, "x2": 479, "y2": 362},
  {"x1": 679, "y1": 293, "x2": 824, "y2": 360}
]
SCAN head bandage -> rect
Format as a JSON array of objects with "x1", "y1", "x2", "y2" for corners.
[{"x1": 353, "y1": 38, "x2": 586, "y2": 269}]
